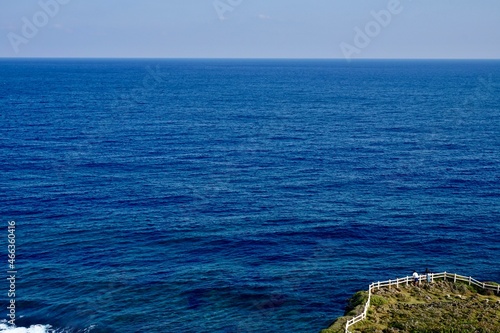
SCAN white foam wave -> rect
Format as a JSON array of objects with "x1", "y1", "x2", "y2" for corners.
[{"x1": 0, "y1": 324, "x2": 52, "y2": 333}]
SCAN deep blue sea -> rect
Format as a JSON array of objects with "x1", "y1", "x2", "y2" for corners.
[{"x1": 1, "y1": 59, "x2": 499, "y2": 333}]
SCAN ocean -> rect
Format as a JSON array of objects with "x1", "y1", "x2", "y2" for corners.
[{"x1": 1, "y1": 59, "x2": 499, "y2": 333}]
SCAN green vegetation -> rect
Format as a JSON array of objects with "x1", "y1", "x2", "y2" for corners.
[
  {"x1": 321, "y1": 280, "x2": 500, "y2": 333},
  {"x1": 370, "y1": 295, "x2": 388, "y2": 307},
  {"x1": 345, "y1": 291, "x2": 369, "y2": 315}
]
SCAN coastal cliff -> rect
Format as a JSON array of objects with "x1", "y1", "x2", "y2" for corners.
[{"x1": 322, "y1": 280, "x2": 500, "y2": 333}]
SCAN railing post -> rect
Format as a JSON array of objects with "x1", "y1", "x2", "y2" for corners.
[
  {"x1": 406, "y1": 276, "x2": 408, "y2": 286},
  {"x1": 396, "y1": 278, "x2": 399, "y2": 287},
  {"x1": 454, "y1": 274, "x2": 456, "y2": 283},
  {"x1": 444, "y1": 272, "x2": 447, "y2": 281},
  {"x1": 469, "y1": 276, "x2": 471, "y2": 285},
  {"x1": 377, "y1": 281, "x2": 380, "y2": 290},
  {"x1": 497, "y1": 285, "x2": 499, "y2": 294}
]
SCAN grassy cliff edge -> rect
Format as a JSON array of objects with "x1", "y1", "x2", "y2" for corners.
[{"x1": 321, "y1": 280, "x2": 500, "y2": 333}]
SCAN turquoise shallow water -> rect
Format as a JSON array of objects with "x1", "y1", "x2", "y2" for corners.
[{"x1": 1, "y1": 59, "x2": 500, "y2": 332}]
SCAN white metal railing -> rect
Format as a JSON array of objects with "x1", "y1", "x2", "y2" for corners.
[{"x1": 345, "y1": 272, "x2": 500, "y2": 333}]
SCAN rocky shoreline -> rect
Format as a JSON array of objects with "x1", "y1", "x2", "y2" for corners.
[{"x1": 321, "y1": 280, "x2": 500, "y2": 333}]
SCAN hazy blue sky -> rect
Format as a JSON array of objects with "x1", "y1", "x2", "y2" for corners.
[{"x1": 1, "y1": 0, "x2": 500, "y2": 58}]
